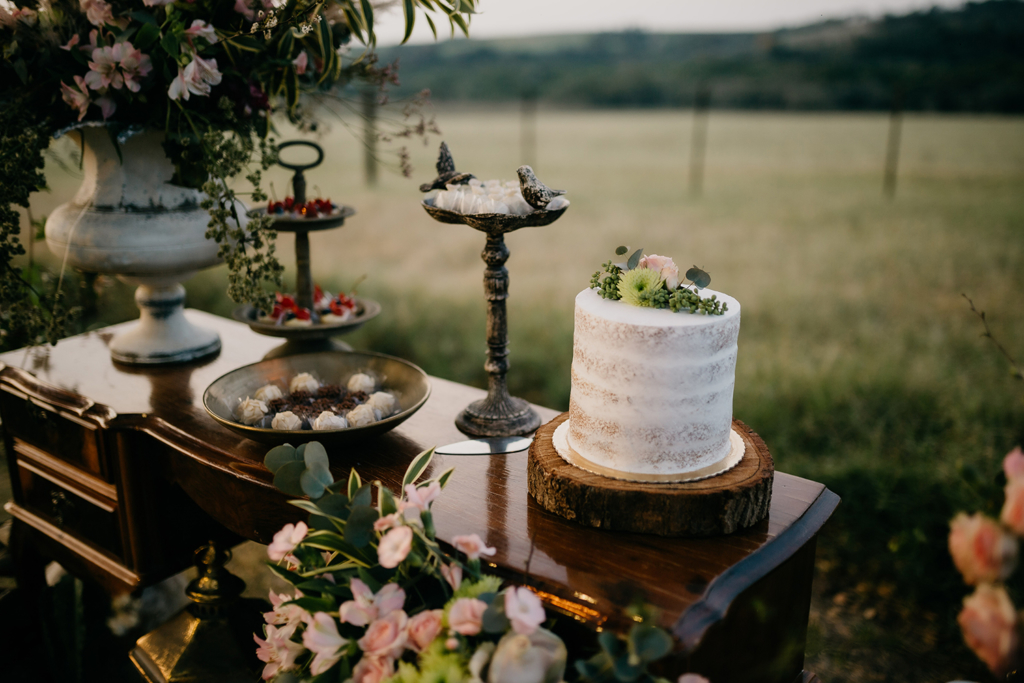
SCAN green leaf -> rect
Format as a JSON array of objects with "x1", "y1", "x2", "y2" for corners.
[
  {"x1": 357, "y1": 567, "x2": 383, "y2": 592},
  {"x1": 129, "y1": 10, "x2": 158, "y2": 25},
  {"x1": 134, "y1": 23, "x2": 161, "y2": 51},
  {"x1": 286, "y1": 596, "x2": 337, "y2": 613},
  {"x1": 402, "y1": 0, "x2": 415, "y2": 43},
  {"x1": 481, "y1": 601, "x2": 510, "y2": 634},
  {"x1": 345, "y1": 504, "x2": 379, "y2": 548},
  {"x1": 436, "y1": 467, "x2": 455, "y2": 489},
  {"x1": 380, "y1": 487, "x2": 398, "y2": 516},
  {"x1": 360, "y1": 0, "x2": 375, "y2": 43},
  {"x1": 13, "y1": 59, "x2": 27, "y2": 85},
  {"x1": 274, "y1": 461, "x2": 307, "y2": 497},
  {"x1": 160, "y1": 31, "x2": 180, "y2": 59},
  {"x1": 296, "y1": 443, "x2": 307, "y2": 461},
  {"x1": 348, "y1": 469, "x2": 362, "y2": 499},
  {"x1": 318, "y1": 493, "x2": 351, "y2": 521},
  {"x1": 402, "y1": 447, "x2": 435, "y2": 489},
  {"x1": 612, "y1": 656, "x2": 643, "y2": 683},
  {"x1": 352, "y1": 483, "x2": 372, "y2": 509},
  {"x1": 266, "y1": 562, "x2": 305, "y2": 585},
  {"x1": 685, "y1": 266, "x2": 711, "y2": 289},
  {"x1": 628, "y1": 624, "x2": 672, "y2": 664},
  {"x1": 265, "y1": 444, "x2": 299, "y2": 474},
  {"x1": 615, "y1": 245, "x2": 629, "y2": 256},
  {"x1": 303, "y1": 442, "x2": 330, "y2": 471},
  {"x1": 626, "y1": 248, "x2": 644, "y2": 271},
  {"x1": 296, "y1": 578, "x2": 352, "y2": 597},
  {"x1": 450, "y1": 11, "x2": 470, "y2": 38},
  {"x1": 424, "y1": 13, "x2": 437, "y2": 39},
  {"x1": 301, "y1": 466, "x2": 333, "y2": 499},
  {"x1": 343, "y1": 6, "x2": 366, "y2": 44},
  {"x1": 275, "y1": 27, "x2": 295, "y2": 59}
]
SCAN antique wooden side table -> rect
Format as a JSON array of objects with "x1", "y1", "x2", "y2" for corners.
[{"x1": 0, "y1": 311, "x2": 838, "y2": 683}]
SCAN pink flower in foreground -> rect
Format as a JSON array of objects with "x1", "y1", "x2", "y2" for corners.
[
  {"x1": 378, "y1": 525, "x2": 413, "y2": 568},
  {"x1": 117, "y1": 43, "x2": 153, "y2": 92},
  {"x1": 234, "y1": 0, "x2": 255, "y2": 19},
  {"x1": 85, "y1": 44, "x2": 124, "y2": 90},
  {"x1": 254, "y1": 623, "x2": 305, "y2": 680},
  {"x1": 293, "y1": 51, "x2": 308, "y2": 75},
  {"x1": 303, "y1": 612, "x2": 349, "y2": 675},
  {"x1": 374, "y1": 512, "x2": 400, "y2": 532},
  {"x1": 407, "y1": 609, "x2": 444, "y2": 652},
  {"x1": 403, "y1": 482, "x2": 442, "y2": 514},
  {"x1": 352, "y1": 655, "x2": 395, "y2": 683},
  {"x1": 184, "y1": 19, "x2": 217, "y2": 46},
  {"x1": 80, "y1": 0, "x2": 115, "y2": 27},
  {"x1": 448, "y1": 598, "x2": 487, "y2": 636},
  {"x1": 678, "y1": 676, "x2": 710, "y2": 683},
  {"x1": 60, "y1": 76, "x2": 92, "y2": 121},
  {"x1": 959, "y1": 584, "x2": 1019, "y2": 678},
  {"x1": 267, "y1": 521, "x2": 307, "y2": 562},
  {"x1": 340, "y1": 579, "x2": 406, "y2": 626},
  {"x1": 167, "y1": 55, "x2": 222, "y2": 101},
  {"x1": 1004, "y1": 446, "x2": 1024, "y2": 481},
  {"x1": 264, "y1": 589, "x2": 307, "y2": 628},
  {"x1": 95, "y1": 96, "x2": 115, "y2": 120},
  {"x1": 505, "y1": 587, "x2": 546, "y2": 635},
  {"x1": 358, "y1": 610, "x2": 409, "y2": 659},
  {"x1": 61, "y1": 34, "x2": 81, "y2": 51},
  {"x1": 452, "y1": 533, "x2": 496, "y2": 561},
  {"x1": 949, "y1": 512, "x2": 1017, "y2": 585},
  {"x1": 440, "y1": 562, "x2": 462, "y2": 591},
  {"x1": 1003, "y1": 478, "x2": 1024, "y2": 536},
  {"x1": 374, "y1": 583, "x2": 406, "y2": 616},
  {"x1": 639, "y1": 254, "x2": 680, "y2": 290}
]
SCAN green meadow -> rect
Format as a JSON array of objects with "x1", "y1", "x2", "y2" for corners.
[{"x1": 17, "y1": 107, "x2": 1024, "y2": 679}]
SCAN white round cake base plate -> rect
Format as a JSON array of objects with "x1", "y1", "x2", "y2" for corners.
[{"x1": 552, "y1": 422, "x2": 746, "y2": 484}]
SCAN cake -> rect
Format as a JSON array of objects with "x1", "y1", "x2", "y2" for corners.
[{"x1": 564, "y1": 285, "x2": 741, "y2": 477}]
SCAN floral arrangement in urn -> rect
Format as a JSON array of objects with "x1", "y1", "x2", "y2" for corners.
[
  {"x1": 257, "y1": 441, "x2": 713, "y2": 683},
  {"x1": 0, "y1": 0, "x2": 475, "y2": 346},
  {"x1": 590, "y1": 246, "x2": 727, "y2": 316}
]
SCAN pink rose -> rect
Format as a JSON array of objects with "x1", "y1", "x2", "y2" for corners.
[
  {"x1": 678, "y1": 676, "x2": 710, "y2": 683},
  {"x1": 267, "y1": 521, "x2": 308, "y2": 562},
  {"x1": 358, "y1": 611, "x2": 409, "y2": 659},
  {"x1": 254, "y1": 623, "x2": 305, "y2": 680},
  {"x1": 1005, "y1": 446, "x2": 1024, "y2": 481},
  {"x1": 378, "y1": 525, "x2": 414, "y2": 568},
  {"x1": 505, "y1": 587, "x2": 546, "y2": 636},
  {"x1": 452, "y1": 533, "x2": 496, "y2": 561},
  {"x1": 959, "y1": 584, "x2": 1020, "y2": 677},
  {"x1": 638, "y1": 254, "x2": 680, "y2": 290},
  {"x1": 448, "y1": 598, "x2": 487, "y2": 636},
  {"x1": 1003, "y1": 478, "x2": 1024, "y2": 536},
  {"x1": 407, "y1": 609, "x2": 444, "y2": 652},
  {"x1": 352, "y1": 656, "x2": 395, "y2": 683},
  {"x1": 949, "y1": 512, "x2": 1017, "y2": 585},
  {"x1": 303, "y1": 612, "x2": 349, "y2": 675},
  {"x1": 440, "y1": 563, "x2": 462, "y2": 591}
]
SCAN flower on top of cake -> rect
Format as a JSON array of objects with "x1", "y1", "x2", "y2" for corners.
[{"x1": 590, "y1": 245, "x2": 728, "y2": 316}]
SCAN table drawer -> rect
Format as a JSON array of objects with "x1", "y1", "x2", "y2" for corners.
[
  {"x1": 16, "y1": 459, "x2": 123, "y2": 560},
  {"x1": 0, "y1": 387, "x2": 107, "y2": 480}
]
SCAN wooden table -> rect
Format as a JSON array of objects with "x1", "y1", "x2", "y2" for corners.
[{"x1": 0, "y1": 311, "x2": 837, "y2": 683}]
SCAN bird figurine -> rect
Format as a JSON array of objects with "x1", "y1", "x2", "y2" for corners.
[
  {"x1": 517, "y1": 165, "x2": 565, "y2": 210},
  {"x1": 419, "y1": 142, "x2": 476, "y2": 192}
]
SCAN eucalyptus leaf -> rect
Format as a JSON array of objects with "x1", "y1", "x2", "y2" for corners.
[
  {"x1": 611, "y1": 656, "x2": 643, "y2": 683},
  {"x1": 626, "y1": 248, "x2": 644, "y2": 271},
  {"x1": 685, "y1": 266, "x2": 711, "y2": 289},
  {"x1": 304, "y1": 441, "x2": 330, "y2": 471},
  {"x1": 352, "y1": 484, "x2": 372, "y2": 509},
  {"x1": 296, "y1": 443, "x2": 307, "y2": 461},
  {"x1": 380, "y1": 487, "x2": 398, "y2": 516},
  {"x1": 274, "y1": 460, "x2": 307, "y2": 497},
  {"x1": 481, "y1": 602, "x2": 510, "y2": 634},
  {"x1": 345, "y1": 504, "x2": 379, "y2": 548},
  {"x1": 265, "y1": 444, "x2": 299, "y2": 474},
  {"x1": 628, "y1": 624, "x2": 672, "y2": 663},
  {"x1": 301, "y1": 466, "x2": 334, "y2": 499},
  {"x1": 615, "y1": 245, "x2": 629, "y2": 256},
  {"x1": 318, "y1": 493, "x2": 351, "y2": 521}
]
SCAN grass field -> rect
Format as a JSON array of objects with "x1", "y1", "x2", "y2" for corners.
[{"x1": 14, "y1": 107, "x2": 1024, "y2": 680}]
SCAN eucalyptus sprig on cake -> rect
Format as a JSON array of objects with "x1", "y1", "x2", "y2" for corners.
[{"x1": 590, "y1": 246, "x2": 727, "y2": 316}]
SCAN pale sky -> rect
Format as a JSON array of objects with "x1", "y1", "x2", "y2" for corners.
[{"x1": 375, "y1": 0, "x2": 967, "y2": 45}]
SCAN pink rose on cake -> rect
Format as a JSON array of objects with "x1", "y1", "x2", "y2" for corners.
[{"x1": 638, "y1": 254, "x2": 679, "y2": 290}]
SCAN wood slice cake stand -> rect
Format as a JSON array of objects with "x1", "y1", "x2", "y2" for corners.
[{"x1": 528, "y1": 413, "x2": 774, "y2": 537}]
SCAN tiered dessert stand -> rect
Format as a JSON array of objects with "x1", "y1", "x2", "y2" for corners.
[{"x1": 234, "y1": 141, "x2": 380, "y2": 359}]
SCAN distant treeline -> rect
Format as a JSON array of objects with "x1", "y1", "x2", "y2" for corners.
[{"x1": 378, "y1": 0, "x2": 1024, "y2": 112}]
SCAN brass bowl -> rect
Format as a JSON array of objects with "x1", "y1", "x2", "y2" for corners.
[{"x1": 203, "y1": 350, "x2": 431, "y2": 446}]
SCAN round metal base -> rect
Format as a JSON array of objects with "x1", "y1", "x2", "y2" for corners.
[
  {"x1": 456, "y1": 395, "x2": 541, "y2": 437},
  {"x1": 110, "y1": 283, "x2": 221, "y2": 365}
]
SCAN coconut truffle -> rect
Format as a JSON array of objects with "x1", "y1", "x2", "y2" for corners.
[
  {"x1": 346, "y1": 403, "x2": 377, "y2": 428},
  {"x1": 290, "y1": 372, "x2": 320, "y2": 394},
  {"x1": 271, "y1": 411, "x2": 303, "y2": 431},
  {"x1": 313, "y1": 411, "x2": 348, "y2": 431},
  {"x1": 237, "y1": 397, "x2": 268, "y2": 426},
  {"x1": 346, "y1": 373, "x2": 375, "y2": 394},
  {"x1": 367, "y1": 391, "x2": 396, "y2": 418},
  {"x1": 254, "y1": 384, "x2": 284, "y2": 403}
]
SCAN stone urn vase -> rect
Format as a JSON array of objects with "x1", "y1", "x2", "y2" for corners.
[{"x1": 45, "y1": 127, "x2": 225, "y2": 364}]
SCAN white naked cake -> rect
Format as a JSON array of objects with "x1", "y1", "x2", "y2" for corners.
[{"x1": 564, "y1": 286, "x2": 741, "y2": 477}]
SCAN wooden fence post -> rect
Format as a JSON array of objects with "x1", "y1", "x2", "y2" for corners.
[
  {"x1": 689, "y1": 84, "x2": 711, "y2": 198},
  {"x1": 883, "y1": 86, "x2": 904, "y2": 199}
]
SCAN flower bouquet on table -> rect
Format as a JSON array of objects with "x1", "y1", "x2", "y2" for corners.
[{"x1": 258, "y1": 442, "x2": 713, "y2": 683}]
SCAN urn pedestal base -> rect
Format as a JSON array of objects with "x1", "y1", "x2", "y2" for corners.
[{"x1": 110, "y1": 281, "x2": 221, "y2": 365}]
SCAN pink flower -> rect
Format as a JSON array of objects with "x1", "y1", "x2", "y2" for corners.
[
  {"x1": 85, "y1": 45, "x2": 124, "y2": 90},
  {"x1": 505, "y1": 587, "x2": 546, "y2": 636},
  {"x1": 678, "y1": 676, "x2": 710, "y2": 683},
  {"x1": 264, "y1": 589, "x2": 308, "y2": 628},
  {"x1": 440, "y1": 563, "x2": 462, "y2": 591},
  {"x1": 340, "y1": 579, "x2": 406, "y2": 626},
  {"x1": 448, "y1": 598, "x2": 487, "y2": 636},
  {"x1": 293, "y1": 51, "x2": 308, "y2": 75},
  {"x1": 374, "y1": 583, "x2": 407, "y2": 616},
  {"x1": 61, "y1": 34, "x2": 81, "y2": 51},
  {"x1": 949, "y1": 512, "x2": 1018, "y2": 585},
  {"x1": 167, "y1": 55, "x2": 222, "y2": 101},
  {"x1": 184, "y1": 19, "x2": 217, "y2": 46},
  {"x1": 303, "y1": 612, "x2": 349, "y2": 675},
  {"x1": 638, "y1": 254, "x2": 680, "y2": 290},
  {"x1": 1004, "y1": 446, "x2": 1024, "y2": 481},
  {"x1": 267, "y1": 521, "x2": 308, "y2": 562},
  {"x1": 79, "y1": 0, "x2": 116, "y2": 27},
  {"x1": 60, "y1": 76, "x2": 92, "y2": 121},
  {"x1": 358, "y1": 611, "x2": 409, "y2": 659},
  {"x1": 234, "y1": 0, "x2": 255, "y2": 19},
  {"x1": 452, "y1": 533, "x2": 496, "y2": 561},
  {"x1": 959, "y1": 584, "x2": 1019, "y2": 678},
  {"x1": 403, "y1": 482, "x2": 442, "y2": 514},
  {"x1": 1003, "y1": 478, "x2": 1024, "y2": 536},
  {"x1": 406, "y1": 609, "x2": 444, "y2": 652},
  {"x1": 374, "y1": 512, "x2": 400, "y2": 532},
  {"x1": 117, "y1": 43, "x2": 153, "y2": 92},
  {"x1": 95, "y1": 96, "x2": 116, "y2": 120},
  {"x1": 254, "y1": 623, "x2": 305, "y2": 680},
  {"x1": 352, "y1": 656, "x2": 395, "y2": 683},
  {"x1": 378, "y1": 525, "x2": 413, "y2": 568}
]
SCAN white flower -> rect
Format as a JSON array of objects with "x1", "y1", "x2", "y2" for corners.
[
  {"x1": 290, "y1": 372, "x2": 320, "y2": 394},
  {"x1": 347, "y1": 403, "x2": 377, "y2": 428},
  {"x1": 347, "y1": 372, "x2": 376, "y2": 394},
  {"x1": 487, "y1": 629, "x2": 567, "y2": 683},
  {"x1": 313, "y1": 411, "x2": 348, "y2": 431},
  {"x1": 453, "y1": 533, "x2": 496, "y2": 561},
  {"x1": 237, "y1": 397, "x2": 268, "y2": 425},
  {"x1": 254, "y1": 384, "x2": 283, "y2": 402},
  {"x1": 79, "y1": 0, "x2": 115, "y2": 27},
  {"x1": 271, "y1": 411, "x2": 303, "y2": 431},
  {"x1": 302, "y1": 612, "x2": 349, "y2": 675},
  {"x1": 267, "y1": 522, "x2": 308, "y2": 562},
  {"x1": 504, "y1": 587, "x2": 546, "y2": 636},
  {"x1": 167, "y1": 54, "x2": 222, "y2": 101},
  {"x1": 264, "y1": 589, "x2": 308, "y2": 628},
  {"x1": 184, "y1": 19, "x2": 217, "y2": 45},
  {"x1": 377, "y1": 526, "x2": 413, "y2": 568},
  {"x1": 367, "y1": 391, "x2": 396, "y2": 417}
]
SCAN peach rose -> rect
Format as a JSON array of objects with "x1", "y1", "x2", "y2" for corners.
[
  {"x1": 959, "y1": 584, "x2": 1020, "y2": 677},
  {"x1": 1003, "y1": 478, "x2": 1024, "y2": 536},
  {"x1": 448, "y1": 598, "x2": 488, "y2": 636},
  {"x1": 1005, "y1": 446, "x2": 1024, "y2": 481},
  {"x1": 358, "y1": 611, "x2": 409, "y2": 659},
  {"x1": 407, "y1": 609, "x2": 444, "y2": 652},
  {"x1": 378, "y1": 526, "x2": 414, "y2": 569},
  {"x1": 452, "y1": 533, "x2": 496, "y2": 561},
  {"x1": 352, "y1": 656, "x2": 395, "y2": 683},
  {"x1": 638, "y1": 254, "x2": 679, "y2": 290},
  {"x1": 949, "y1": 512, "x2": 1017, "y2": 585}
]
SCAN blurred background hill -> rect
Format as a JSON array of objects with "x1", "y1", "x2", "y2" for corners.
[{"x1": 380, "y1": 0, "x2": 1024, "y2": 111}]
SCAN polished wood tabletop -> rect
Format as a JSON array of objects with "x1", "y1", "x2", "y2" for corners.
[{"x1": 0, "y1": 310, "x2": 838, "y2": 678}]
